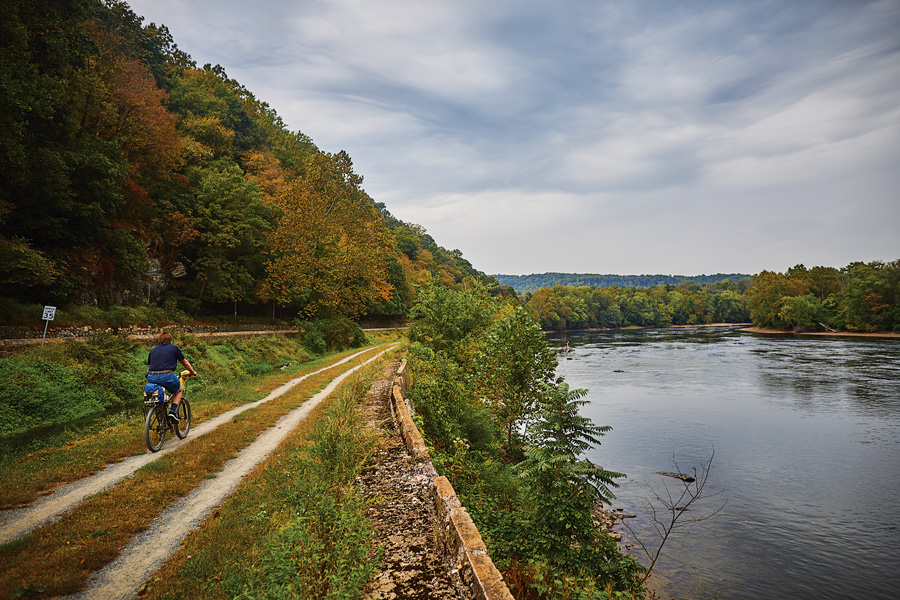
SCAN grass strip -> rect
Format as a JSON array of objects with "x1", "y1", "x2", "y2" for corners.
[
  {"x1": 0, "y1": 346, "x2": 388, "y2": 598},
  {"x1": 143, "y1": 359, "x2": 390, "y2": 600},
  {"x1": 0, "y1": 346, "x2": 380, "y2": 510}
]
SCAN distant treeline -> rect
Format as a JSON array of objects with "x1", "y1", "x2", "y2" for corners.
[
  {"x1": 746, "y1": 261, "x2": 900, "y2": 333},
  {"x1": 523, "y1": 279, "x2": 751, "y2": 330},
  {"x1": 496, "y1": 273, "x2": 753, "y2": 294},
  {"x1": 516, "y1": 261, "x2": 900, "y2": 333}
]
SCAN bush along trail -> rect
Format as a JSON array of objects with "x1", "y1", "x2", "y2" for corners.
[{"x1": 0, "y1": 343, "x2": 395, "y2": 599}]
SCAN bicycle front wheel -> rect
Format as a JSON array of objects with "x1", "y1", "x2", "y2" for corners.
[
  {"x1": 174, "y1": 399, "x2": 191, "y2": 439},
  {"x1": 145, "y1": 405, "x2": 166, "y2": 452}
]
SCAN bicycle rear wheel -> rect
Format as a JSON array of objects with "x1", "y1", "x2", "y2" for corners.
[
  {"x1": 174, "y1": 399, "x2": 191, "y2": 439},
  {"x1": 145, "y1": 405, "x2": 167, "y2": 452}
]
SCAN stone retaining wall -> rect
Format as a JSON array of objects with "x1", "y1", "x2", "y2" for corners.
[{"x1": 391, "y1": 360, "x2": 515, "y2": 600}]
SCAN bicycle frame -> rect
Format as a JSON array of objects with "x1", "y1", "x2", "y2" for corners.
[{"x1": 144, "y1": 371, "x2": 192, "y2": 452}]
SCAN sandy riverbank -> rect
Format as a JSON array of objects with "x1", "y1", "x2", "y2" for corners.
[{"x1": 740, "y1": 327, "x2": 900, "y2": 339}]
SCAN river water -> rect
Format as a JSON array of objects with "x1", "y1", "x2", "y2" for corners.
[{"x1": 547, "y1": 327, "x2": 900, "y2": 600}]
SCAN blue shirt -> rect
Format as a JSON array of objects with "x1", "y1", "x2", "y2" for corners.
[{"x1": 148, "y1": 343, "x2": 185, "y2": 372}]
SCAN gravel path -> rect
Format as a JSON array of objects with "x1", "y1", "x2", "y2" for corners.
[
  {"x1": 64, "y1": 347, "x2": 394, "y2": 600},
  {"x1": 0, "y1": 347, "x2": 381, "y2": 546}
]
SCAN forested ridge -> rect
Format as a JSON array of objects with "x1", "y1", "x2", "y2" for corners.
[
  {"x1": 0, "y1": 0, "x2": 492, "y2": 323},
  {"x1": 496, "y1": 273, "x2": 752, "y2": 294}
]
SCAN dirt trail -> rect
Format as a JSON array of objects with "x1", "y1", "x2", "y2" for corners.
[
  {"x1": 0, "y1": 346, "x2": 383, "y2": 545},
  {"x1": 358, "y1": 365, "x2": 469, "y2": 600},
  {"x1": 64, "y1": 347, "x2": 394, "y2": 600}
]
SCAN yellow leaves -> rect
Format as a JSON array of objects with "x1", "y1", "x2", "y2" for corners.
[
  {"x1": 243, "y1": 149, "x2": 288, "y2": 204},
  {"x1": 264, "y1": 153, "x2": 394, "y2": 318},
  {"x1": 179, "y1": 116, "x2": 235, "y2": 161}
]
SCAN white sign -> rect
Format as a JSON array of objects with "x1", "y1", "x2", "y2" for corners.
[{"x1": 42, "y1": 306, "x2": 56, "y2": 321}]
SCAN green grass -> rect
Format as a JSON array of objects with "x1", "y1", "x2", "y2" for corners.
[
  {"x1": 0, "y1": 332, "x2": 317, "y2": 440},
  {"x1": 144, "y1": 359, "x2": 390, "y2": 600},
  {"x1": 0, "y1": 346, "x2": 391, "y2": 598}
]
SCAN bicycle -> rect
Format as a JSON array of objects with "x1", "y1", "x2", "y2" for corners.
[{"x1": 143, "y1": 371, "x2": 192, "y2": 452}]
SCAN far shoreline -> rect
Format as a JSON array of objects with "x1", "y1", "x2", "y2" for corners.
[
  {"x1": 740, "y1": 327, "x2": 900, "y2": 339},
  {"x1": 541, "y1": 323, "x2": 751, "y2": 334},
  {"x1": 541, "y1": 323, "x2": 900, "y2": 339}
]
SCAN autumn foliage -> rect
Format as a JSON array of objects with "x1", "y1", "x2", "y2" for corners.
[{"x1": 0, "y1": 0, "x2": 492, "y2": 320}]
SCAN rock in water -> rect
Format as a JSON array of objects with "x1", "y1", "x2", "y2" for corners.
[{"x1": 656, "y1": 471, "x2": 695, "y2": 483}]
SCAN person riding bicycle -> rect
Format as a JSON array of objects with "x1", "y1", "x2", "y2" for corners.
[{"x1": 147, "y1": 331, "x2": 197, "y2": 422}]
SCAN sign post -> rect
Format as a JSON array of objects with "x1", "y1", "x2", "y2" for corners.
[{"x1": 41, "y1": 305, "x2": 56, "y2": 348}]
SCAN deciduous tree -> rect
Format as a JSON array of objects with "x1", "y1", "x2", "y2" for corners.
[{"x1": 264, "y1": 152, "x2": 394, "y2": 318}]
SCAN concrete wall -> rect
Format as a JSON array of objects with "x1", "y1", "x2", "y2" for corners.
[{"x1": 391, "y1": 360, "x2": 516, "y2": 600}]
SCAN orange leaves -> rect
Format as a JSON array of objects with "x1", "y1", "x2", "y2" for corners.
[
  {"x1": 81, "y1": 21, "x2": 182, "y2": 180},
  {"x1": 243, "y1": 149, "x2": 288, "y2": 204}
]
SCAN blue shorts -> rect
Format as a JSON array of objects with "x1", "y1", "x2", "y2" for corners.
[{"x1": 147, "y1": 372, "x2": 181, "y2": 394}]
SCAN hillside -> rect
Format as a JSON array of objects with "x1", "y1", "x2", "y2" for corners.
[
  {"x1": 0, "y1": 0, "x2": 492, "y2": 323},
  {"x1": 495, "y1": 272, "x2": 753, "y2": 294}
]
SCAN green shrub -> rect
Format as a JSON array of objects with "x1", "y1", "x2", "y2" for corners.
[
  {"x1": 58, "y1": 306, "x2": 106, "y2": 328},
  {"x1": 0, "y1": 299, "x2": 42, "y2": 325},
  {"x1": 0, "y1": 333, "x2": 311, "y2": 439},
  {"x1": 295, "y1": 317, "x2": 366, "y2": 355},
  {"x1": 406, "y1": 344, "x2": 468, "y2": 448},
  {"x1": 235, "y1": 375, "x2": 380, "y2": 599}
]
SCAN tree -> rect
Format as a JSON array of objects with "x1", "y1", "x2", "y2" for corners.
[
  {"x1": 745, "y1": 271, "x2": 804, "y2": 329},
  {"x1": 186, "y1": 160, "x2": 272, "y2": 304},
  {"x1": 525, "y1": 287, "x2": 564, "y2": 330},
  {"x1": 779, "y1": 294, "x2": 826, "y2": 331},
  {"x1": 518, "y1": 382, "x2": 626, "y2": 571},
  {"x1": 840, "y1": 260, "x2": 900, "y2": 332},
  {"x1": 407, "y1": 277, "x2": 495, "y2": 361},
  {"x1": 474, "y1": 305, "x2": 558, "y2": 451},
  {"x1": 710, "y1": 289, "x2": 749, "y2": 323},
  {"x1": 264, "y1": 151, "x2": 394, "y2": 318}
]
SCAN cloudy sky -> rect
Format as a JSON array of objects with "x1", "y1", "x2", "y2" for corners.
[{"x1": 127, "y1": 0, "x2": 899, "y2": 276}]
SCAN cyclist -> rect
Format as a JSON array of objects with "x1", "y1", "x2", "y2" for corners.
[{"x1": 147, "y1": 331, "x2": 197, "y2": 422}]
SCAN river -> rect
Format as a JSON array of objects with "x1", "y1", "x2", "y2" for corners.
[{"x1": 547, "y1": 327, "x2": 900, "y2": 600}]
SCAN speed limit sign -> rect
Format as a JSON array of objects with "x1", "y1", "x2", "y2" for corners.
[{"x1": 41, "y1": 306, "x2": 56, "y2": 348}]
